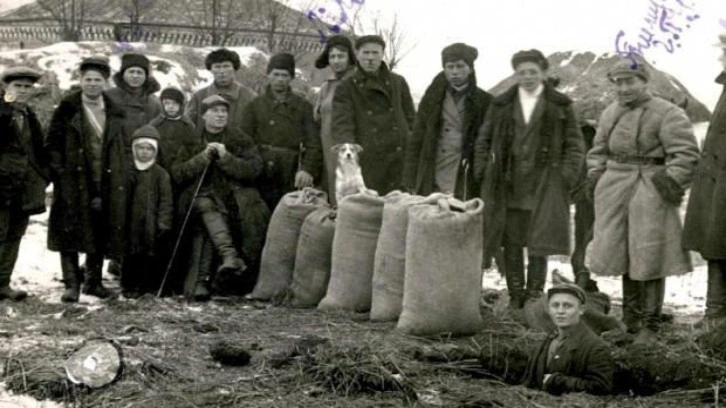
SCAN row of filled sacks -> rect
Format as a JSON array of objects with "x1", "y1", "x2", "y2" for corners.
[{"x1": 318, "y1": 191, "x2": 485, "y2": 336}]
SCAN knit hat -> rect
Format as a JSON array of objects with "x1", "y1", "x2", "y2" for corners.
[
  {"x1": 355, "y1": 35, "x2": 386, "y2": 50},
  {"x1": 131, "y1": 124, "x2": 160, "y2": 144},
  {"x1": 201, "y1": 94, "x2": 230, "y2": 113},
  {"x1": 120, "y1": 53, "x2": 151, "y2": 76},
  {"x1": 1, "y1": 66, "x2": 42, "y2": 84},
  {"x1": 511, "y1": 49, "x2": 549, "y2": 71},
  {"x1": 131, "y1": 126, "x2": 159, "y2": 170},
  {"x1": 160, "y1": 87, "x2": 185, "y2": 105},
  {"x1": 547, "y1": 283, "x2": 586, "y2": 305},
  {"x1": 205, "y1": 48, "x2": 241, "y2": 70},
  {"x1": 607, "y1": 58, "x2": 650, "y2": 82},
  {"x1": 441, "y1": 43, "x2": 478, "y2": 68},
  {"x1": 80, "y1": 56, "x2": 111, "y2": 79},
  {"x1": 315, "y1": 35, "x2": 357, "y2": 69},
  {"x1": 266, "y1": 52, "x2": 295, "y2": 77}
]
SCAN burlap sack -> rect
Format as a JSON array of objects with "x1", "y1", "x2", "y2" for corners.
[
  {"x1": 397, "y1": 197, "x2": 485, "y2": 336},
  {"x1": 251, "y1": 188, "x2": 329, "y2": 300},
  {"x1": 289, "y1": 208, "x2": 337, "y2": 308},
  {"x1": 370, "y1": 192, "x2": 445, "y2": 322},
  {"x1": 318, "y1": 192, "x2": 384, "y2": 312}
]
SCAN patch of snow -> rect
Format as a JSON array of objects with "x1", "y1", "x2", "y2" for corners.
[
  {"x1": 0, "y1": 382, "x2": 63, "y2": 408},
  {"x1": 558, "y1": 51, "x2": 575, "y2": 67}
]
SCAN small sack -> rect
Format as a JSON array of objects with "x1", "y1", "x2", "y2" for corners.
[
  {"x1": 252, "y1": 188, "x2": 328, "y2": 300},
  {"x1": 397, "y1": 197, "x2": 485, "y2": 336},
  {"x1": 289, "y1": 208, "x2": 336, "y2": 307},
  {"x1": 318, "y1": 192, "x2": 384, "y2": 312},
  {"x1": 370, "y1": 191, "x2": 445, "y2": 322}
]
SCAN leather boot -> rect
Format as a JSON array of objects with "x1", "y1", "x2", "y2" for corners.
[
  {"x1": 622, "y1": 274, "x2": 641, "y2": 334},
  {"x1": 201, "y1": 211, "x2": 247, "y2": 276},
  {"x1": 704, "y1": 261, "x2": 726, "y2": 319},
  {"x1": 503, "y1": 245, "x2": 526, "y2": 309},
  {"x1": 60, "y1": 252, "x2": 81, "y2": 303},
  {"x1": 0, "y1": 239, "x2": 27, "y2": 301},
  {"x1": 525, "y1": 255, "x2": 547, "y2": 302},
  {"x1": 576, "y1": 271, "x2": 591, "y2": 290},
  {"x1": 641, "y1": 278, "x2": 665, "y2": 333},
  {"x1": 194, "y1": 236, "x2": 214, "y2": 301},
  {"x1": 82, "y1": 254, "x2": 111, "y2": 298}
]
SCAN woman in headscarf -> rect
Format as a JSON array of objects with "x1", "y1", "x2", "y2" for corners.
[{"x1": 313, "y1": 35, "x2": 356, "y2": 205}]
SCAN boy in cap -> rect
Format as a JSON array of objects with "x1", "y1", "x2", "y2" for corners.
[
  {"x1": 172, "y1": 94, "x2": 268, "y2": 300},
  {"x1": 331, "y1": 35, "x2": 416, "y2": 195},
  {"x1": 121, "y1": 125, "x2": 173, "y2": 298},
  {"x1": 403, "y1": 42, "x2": 493, "y2": 199},
  {"x1": 47, "y1": 56, "x2": 126, "y2": 302},
  {"x1": 241, "y1": 52, "x2": 321, "y2": 210},
  {"x1": 0, "y1": 66, "x2": 48, "y2": 301},
  {"x1": 587, "y1": 57, "x2": 699, "y2": 345},
  {"x1": 523, "y1": 283, "x2": 614, "y2": 395},
  {"x1": 186, "y1": 48, "x2": 256, "y2": 130},
  {"x1": 150, "y1": 87, "x2": 197, "y2": 173}
]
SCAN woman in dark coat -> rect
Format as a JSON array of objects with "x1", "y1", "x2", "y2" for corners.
[
  {"x1": 46, "y1": 57, "x2": 128, "y2": 302},
  {"x1": 683, "y1": 42, "x2": 726, "y2": 326},
  {"x1": 473, "y1": 49, "x2": 583, "y2": 309},
  {"x1": 403, "y1": 42, "x2": 492, "y2": 200}
]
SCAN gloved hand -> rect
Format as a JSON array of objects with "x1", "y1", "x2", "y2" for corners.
[
  {"x1": 652, "y1": 170, "x2": 684, "y2": 206},
  {"x1": 90, "y1": 197, "x2": 102, "y2": 212}
]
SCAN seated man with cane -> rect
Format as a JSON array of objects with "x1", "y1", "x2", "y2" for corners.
[
  {"x1": 169, "y1": 94, "x2": 268, "y2": 301},
  {"x1": 523, "y1": 283, "x2": 614, "y2": 395}
]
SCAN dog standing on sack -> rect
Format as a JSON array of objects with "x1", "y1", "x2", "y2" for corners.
[{"x1": 332, "y1": 143, "x2": 369, "y2": 203}]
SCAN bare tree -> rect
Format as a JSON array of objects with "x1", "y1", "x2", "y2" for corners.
[
  {"x1": 123, "y1": 0, "x2": 156, "y2": 41},
  {"x1": 349, "y1": 11, "x2": 415, "y2": 70},
  {"x1": 36, "y1": 0, "x2": 88, "y2": 41},
  {"x1": 156, "y1": 0, "x2": 247, "y2": 46}
]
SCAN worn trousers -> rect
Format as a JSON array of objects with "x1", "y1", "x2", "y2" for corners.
[{"x1": 0, "y1": 207, "x2": 29, "y2": 288}]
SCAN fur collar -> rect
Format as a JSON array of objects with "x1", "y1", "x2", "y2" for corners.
[{"x1": 493, "y1": 83, "x2": 572, "y2": 107}]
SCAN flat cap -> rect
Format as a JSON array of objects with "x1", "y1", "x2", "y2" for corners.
[
  {"x1": 442, "y1": 43, "x2": 478, "y2": 67},
  {"x1": 2, "y1": 66, "x2": 42, "y2": 84},
  {"x1": 608, "y1": 57, "x2": 650, "y2": 82},
  {"x1": 80, "y1": 56, "x2": 111, "y2": 79},
  {"x1": 201, "y1": 94, "x2": 230, "y2": 113},
  {"x1": 547, "y1": 283, "x2": 586, "y2": 304},
  {"x1": 511, "y1": 49, "x2": 549, "y2": 71},
  {"x1": 355, "y1": 35, "x2": 386, "y2": 50}
]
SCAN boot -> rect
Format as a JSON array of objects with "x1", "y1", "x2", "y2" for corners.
[
  {"x1": 201, "y1": 211, "x2": 247, "y2": 276},
  {"x1": 575, "y1": 271, "x2": 591, "y2": 290},
  {"x1": 525, "y1": 255, "x2": 547, "y2": 302},
  {"x1": 82, "y1": 254, "x2": 111, "y2": 298},
  {"x1": 622, "y1": 274, "x2": 641, "y2": 334},
  {"x1": 503, "y1": 245, "x2": 526, "y2": 309},
  {"x1": 0, "y1": 239, "x2": 27, "y2": 301},
  {"x1": 193, "y1": 238, "x2": 214, "y2": 302},
  {"x1": 641, "y1": 277, "x2": 665, "y2": 335},
  {"x1": 703, "y1": 261, "x2": 726, "y2": 321},
  {"x1": 60, "y1": 252, "x2": 81, "y2": 303}
]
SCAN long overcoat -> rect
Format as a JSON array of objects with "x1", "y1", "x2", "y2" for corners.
[
  {"x1": 683, "y1": 72, "x2": 726, "y2": 260},
  {"x1": 330, "y1": 63, "x2": 416, "y2": 195},
  {"x1": 46, "y1": 91, "x2": 128, "y2": 257},
  {"x1": 403, "y1": 71, "x2": 492, "y2": 199},
  {"x1": 587, "y1": 92, "x2": 699, "y2": 280},
  {"x1": 105, "y1": 73, "x2": 161, "y2": 153},
  {"x1": 473, "y1": 84, "x2": 583, "y2": 258}
]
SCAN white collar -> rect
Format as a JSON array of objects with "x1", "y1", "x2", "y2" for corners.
[{"x1": 518, "y1": 83, "x2": 544, "y2": 99}]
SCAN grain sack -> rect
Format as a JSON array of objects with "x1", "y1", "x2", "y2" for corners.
[
  {"x1": 251, "y1": 188, "x2": 329, "y2": 300},
  {"x1": 318, "y1": 192, "x2": 384, "y2": 312},
  {"x1": 397, "y1": 197, "x2": 485, "y2": 336},
  {"x1": 370, "y1": 192, "x2": 446, "y2": 322},
  {"x1": 289, "y1": 208, "x2": 337, "y2": 308}
]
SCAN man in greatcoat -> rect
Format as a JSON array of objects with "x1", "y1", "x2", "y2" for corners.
[
  {"x1": 0, "y1": 67, "x2": 49, "y2": 301},
  {"x1": 473, "y1": 49, "x2": 584, "y2": 309},
  {"x1": 683, "y1": 32, "x2": 726, "y2": 328},
  {"x1": 46, "y1": 57, "x2": 127, "y2": 302},
  {"x1": 172, "y1": 95, "x2": 269, "y2": 300},
  {"x1": 331, "y1": 35, "x2": 416, "y2": 195},
  {"x1": 240, "y1": 52, "x2": 321, "y2": 211},
  {"x1": 403, "y1": 42, "x2": 493, "y2": 200},
  {"x1": 186, "y1": 48, "x2": 256, "y2": 131},
  {"x1": 587, "y1": 58, "x2": 699, "y2": 345}
]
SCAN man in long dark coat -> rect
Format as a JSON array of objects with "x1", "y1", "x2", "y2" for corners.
[
  {"x1": 46, "y1": 57, "x2": 126, "y2": 302},
  {"x1": 331, "y1": 35, "x2": 416, "y2": 195},
  {"x1": 240, "y1": 52, "x2": 321, "y2": 211},
  {"x1": 473, "y1": 49, "x2": 584, "y2": 309},
  {"x1": 683, "y1": 32, "x2": 726, "y2": 327},
  {"x1": 172, "y1": 95, "x2": 269, "y2": 300},
  {"x1": 0, "y1": 67, "x2": 49, "y2": 301},
  {"x1": 403, "y1": 42, "x2": 492, "y2": 200}
]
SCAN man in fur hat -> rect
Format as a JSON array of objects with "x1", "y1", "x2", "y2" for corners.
[
  {"x1": 241, "y1": 52, "x2": 321, "y2": 211},
  {"x1": 0, "y1": 66, "x2": 49, "y2": 301},
  {"x1": 403, "y1": 42, "x2": 492, "y2": 199},
  {"x1": 331, "y1": 35, "x2": 416, "y2": 195},
  {"x1": 186, "y1": 48, "x2": 256, "y2": 131}
]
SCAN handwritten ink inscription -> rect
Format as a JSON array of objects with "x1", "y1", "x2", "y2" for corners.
[
  {"x1": 306, "y1": 0, "x2": 365, "y2": 44},
  {"x1": 615, "y1": 0, "x2": 700, "y2": 67}
]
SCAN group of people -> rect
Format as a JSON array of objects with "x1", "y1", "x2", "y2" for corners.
[{"x1": 0, "y1": 31, "x2": 726, "y2": 396}]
